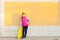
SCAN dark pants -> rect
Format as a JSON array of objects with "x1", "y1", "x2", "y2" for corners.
[{"x1": 22, "y1": 26, "x2": 28, "y2": 38}]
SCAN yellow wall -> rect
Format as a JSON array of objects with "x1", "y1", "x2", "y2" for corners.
[
  {"x1": 58, "y1": 3, "x2": 60, "y2": 25},
  {"x1": 4, "y1": 2, "x2": 59, "y2": 26}
]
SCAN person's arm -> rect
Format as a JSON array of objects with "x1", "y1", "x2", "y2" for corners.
[
  {"x1": 27, "y1": 17, "x2": 30, "y2": 23},
  {"x1": 19, "y1": 17, "x2": 22, "y2": 26},
  {"x1": 20, "y1": 20, "x2": 22, "y2": 25}
]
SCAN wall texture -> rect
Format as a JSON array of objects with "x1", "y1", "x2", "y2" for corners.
[
  {"x1": 0, "y1": 0, "x2": 60, "y2": 37},
  {"x1": 4, "y1": 2, "x2": 58, "y2": 26}
]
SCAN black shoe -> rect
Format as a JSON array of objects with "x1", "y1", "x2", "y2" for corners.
[
  {"x1": 24, "y1": 36, "x2": 26, "y2": 38},
  {"x1": 21, "y1": 37, "x2": 25, "y2": 39}
]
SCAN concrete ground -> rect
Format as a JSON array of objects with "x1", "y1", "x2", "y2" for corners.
[{"x1": 0, "y1": 36, "x2": 60, "y2": 40}]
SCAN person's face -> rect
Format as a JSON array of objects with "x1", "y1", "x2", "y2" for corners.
[{"x1": 22, "y1": 14, "x2": 26, "y2": 17}]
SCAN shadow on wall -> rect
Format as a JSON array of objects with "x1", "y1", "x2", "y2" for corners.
[
  {"x1": 58, "y1": 3, "x2": 60, "y2": 25},
  {"x1": 12, "y1": 13, "x2": 21, "y2": 26}
]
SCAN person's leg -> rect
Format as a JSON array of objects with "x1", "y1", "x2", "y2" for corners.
[
  {"x1": 22, "y1": 27, "x2": 25, "y2": 38},
  {"x1": 24, "y1": 26, "x2": 28, "y2": 37}
]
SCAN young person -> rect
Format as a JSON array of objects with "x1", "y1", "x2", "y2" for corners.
[{"x1": 20, "y1": 12, "x2": 29, "y2": 38}]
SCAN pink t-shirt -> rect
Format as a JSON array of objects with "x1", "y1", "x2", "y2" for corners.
[{"x1": 21, "y1": 16, "x2": 29, "y2": 27}]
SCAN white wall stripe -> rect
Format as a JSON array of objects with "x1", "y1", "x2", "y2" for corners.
[
  {"x1": 0, "y1": 0, "x2": 4, "y2": 36},
  {"x1": 4, "y1": 0, "x2": 57, "y2": 2},
  {"x1": 1, "y1": 26, "x2": 60, "y2": 37},
  {"x1": 58, "y1": 0, "x2": 60, "y2": 2}
]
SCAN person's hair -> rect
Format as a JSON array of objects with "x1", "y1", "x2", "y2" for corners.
[{"x1": 22, "y1": 12, "x2": 25, "y2": 15}]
